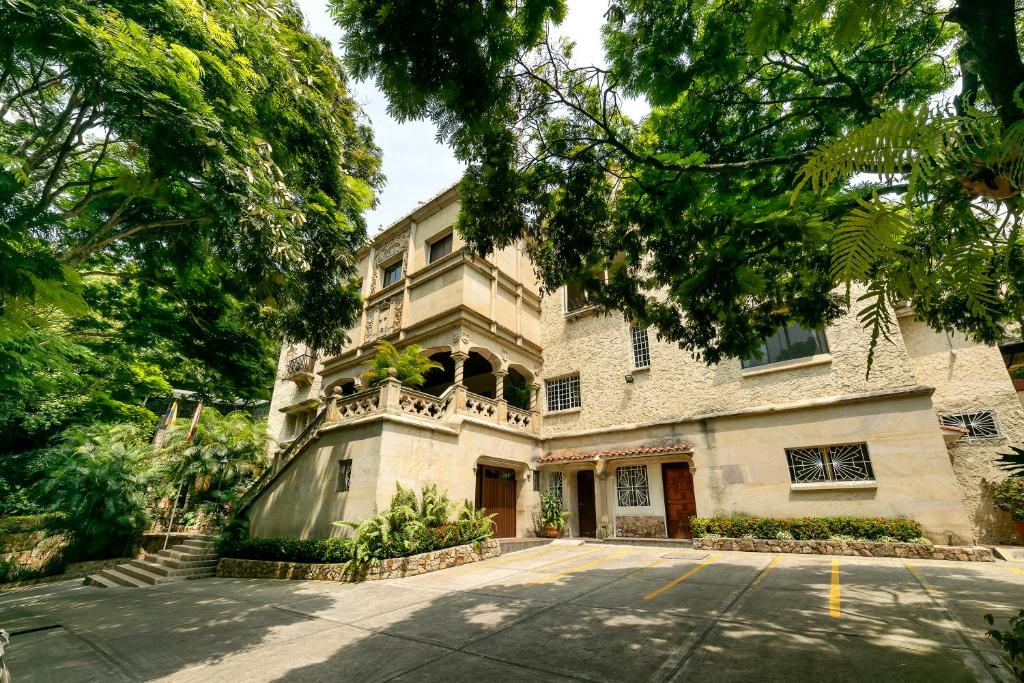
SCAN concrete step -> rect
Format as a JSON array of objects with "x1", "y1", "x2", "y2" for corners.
[
  {"x1": 130, "y1": 558, "x2": 173, "y2": 577},
  {"x1": 115, "y1": 562, "x2": 171, "y2": 585},
  {"x1": 182, "y1": 539, "x2": 215, "y2": 550},
  {"x1": 164, "y1": 546, "x2": 215, "y2": 560},
  {"x1": 98, "y1": 567, "x2": 151, "y2": 587},
  {"x1": 591, "y1": 537, "x2": 694, "y2": 548},
  {"x1": 145, "y1": 553, "x2": 218, "y2": 571},
  {"x1": 84, "y1": 574, "x2": 121, "y2": 588},
  {"x1": 134, "y1": 557, "x2": 217, "y2": 578}
]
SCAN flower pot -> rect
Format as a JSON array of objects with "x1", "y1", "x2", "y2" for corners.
[
  {"x1": 543, "y1": 524, "x2": 560, "y2": 538},
  {"x1": 1015, "y1": 520, "x2": 1024, "y2": 539}
]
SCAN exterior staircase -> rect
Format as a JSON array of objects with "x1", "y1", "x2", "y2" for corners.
[{"x1": 84, "y1": 536, "x2": 218, "y2": 588}]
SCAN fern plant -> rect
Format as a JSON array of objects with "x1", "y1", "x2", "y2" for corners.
[{"x1": 364, "y1": 340, "x2": 443, "y2": 388}]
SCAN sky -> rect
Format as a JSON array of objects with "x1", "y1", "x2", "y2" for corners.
[{"x1": 294, "y1": 0, "x2": 630, "y2": 233}]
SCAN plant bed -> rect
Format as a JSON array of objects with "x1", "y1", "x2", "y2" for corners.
[
  {"x1": 217, "y1": 539, "x2": 501, "y2": 582},
  {"x1": 693, "y1": 537, "x2": 993, "y2": 561}
]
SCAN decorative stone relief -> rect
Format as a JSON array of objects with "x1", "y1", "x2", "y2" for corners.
[
  {"x1": 369, "y1": 229, "x2": 410, "y2": 292},
  {"x1": 365, "y1": 293, "x2": 404, "y2": 341}
]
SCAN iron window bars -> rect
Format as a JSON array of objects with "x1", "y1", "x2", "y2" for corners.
[
  {"x1": 546, "y1": 374, "x2": 581, "y2": 412},
  {"x1": 548, "y1": 471, "x2": 564, "y2": 501},
  {"x1": 631, "y1": 325, "x2": 651, "y2": 369},
  {"x1": 938, "y1": 410, "x2": 1000, "y2": 438},
  {"x1": 785, "y1": 443, "x2": 875, "y2": 484},
  {"x1": 616, "y1": 465, "x2": 651, "y2": 507}
]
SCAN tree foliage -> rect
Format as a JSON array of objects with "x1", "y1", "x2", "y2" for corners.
[
  {"x1": 365, "y1": 340, "x2": 442, "y2": 388},
  {"x1": 333, "y1": 0, "x2": 1024, "y2": 368}
]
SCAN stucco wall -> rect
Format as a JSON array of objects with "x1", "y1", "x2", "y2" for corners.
[
  {"x1": 266, "y1": 342, "x2": 323, "y2": 446},
  {"x1": 539, "y1": 291, "x2": 919, "y2": 436},
  {"x1": 898, "y1": 318, "x2": 1024, "y2": 542}
]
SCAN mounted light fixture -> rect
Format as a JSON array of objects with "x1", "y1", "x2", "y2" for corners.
[{"x1": 624, "y1": 373, "x2": 634, "y2": 383}]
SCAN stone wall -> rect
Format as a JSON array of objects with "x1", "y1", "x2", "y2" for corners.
[
  {"x1": 217, "y1": 539, "x2": 501, "y2": 582},
  {"x1": 693, "y1": 537, "x2": 993, "y2": 562},
  {"x1": 1, "y1": 527, "x2": 69, "y2": 573},
  {"x1": 615, "y1": 515, "x2": 666, "y2": 538}
]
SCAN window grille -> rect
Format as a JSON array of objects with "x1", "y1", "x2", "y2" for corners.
[
  {"x1": 382, "y1": 261, "x2": 403, "y2": 287},
  {"x1": 337, "y1": 459, "x2": 353, "y2": 492},
  {"x1": 545, "y1": 375, "x2": 581, "y2": 412},
  {"x1": 428, "y1": 233, "x2": 453, "y2": 263},
  {"x1": 939, "y1": 410, "x2": 999, "y2": 439},
  {"x1": 785, "y1": 443, "x2": 874, "y2": 484},
  {"x1": 742, "y1": 324, "x2": 829, "y2": 368},
  {"x1": 548, "y1": 471, "x2": 564, "y2": 501},
  {"x1": 616, "y1": 465, "x2": 651, "y2": 507},
  {"x1": 631, "y1": 325, "x2": 651, "y2": 368}
]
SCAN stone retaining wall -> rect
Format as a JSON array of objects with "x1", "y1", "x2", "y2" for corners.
[
  {"x1": 217, "y1": 539, "x2": 502, "y2": 582},
  {"x1": 693, "y1": 537, "x2": 993, "y2": 561},
  {"x1": 615, "y1": 516, "x2": 666, "y2": 538}
]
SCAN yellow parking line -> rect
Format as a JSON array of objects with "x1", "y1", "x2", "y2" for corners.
[
  {"x1": 829, "y1": 560, "x2": 841, "y2": 618},
  {"x1": 1006, "y1": 565, "x2": 1024, "y2": 578},
  {"x1": 643, "y1": 554, "x2": 719, "y2": 600},
  {"x1": 446, "y1": 543, "x2": 564, "y2": 574},
  {"x1": 904, "y1": 561, "x2": 938, "y2": 592},
  {"x1": 529, "y1": 548, "x2": 635, "y2": 585},
  {"x1": 750, "y1": 554, "x2": 782, "y2": 588},
  {"x1": 530, "y1": 546, "x2": 605, "y2": 571}
]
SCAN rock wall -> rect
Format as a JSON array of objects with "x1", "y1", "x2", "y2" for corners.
[
  {"x1": 217, "y1": 539, "x2": 502, "y2": 582},
  {"x1": 1, "y1": 526, "x2": 70, "y2": 573},
  {"x1": 693, "y1": 537, "x2": 993, "y2": 561},
  {"x1": 615, "y1": 515, "x2": 666, "y2": 538}
]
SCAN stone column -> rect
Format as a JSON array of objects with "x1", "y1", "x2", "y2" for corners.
[
  {"x1": 451, "y1": 351, "x2": 469, "y2": 386},
  {"x1": 494, "y1": 370, "x2": 508, "y2": 424},
  {"x1": 595, "y1": 460, "x2": 611, "y2": 540},
  {"x1": 381, "y1": 367, "x2": 403, "y2": 413},
  {"x1": 528, "y1": 383, "x2": 541, "y2": 412}
]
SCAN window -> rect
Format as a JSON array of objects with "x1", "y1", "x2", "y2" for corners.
[
  {"x1": 545, "y1": 374, "x2": 581, "y2": 412},
  {"x1": 742, "y1": 323, "x2": 829, "y2": 369},
  {"x1": 382, "y1": 261, "x2": 403, "y2": 288},
  {"x1": 565, "y1": 281, "x2": 593, "y2": 313},
  {"x1": 939, "y1": 410, "x2": 999, "y2": 439},
  {"x1": 631, "y1": 325, "x2": 651, "y2": 369},
  {"x1": 337, "y1": 459, "x2": 353, "y2": 492},
  {"x1": 428, "y1": 233, "x2": 453, "y2": 263},
  {"x1": 548, "y1": 471, "x2": 563, "y2": 501},
  {"x1": 616, "y1": 465, "x2": 651, "y2": 507},
  {"x1": 785, "y1": 443, "x2": 874, "y2": 484}
]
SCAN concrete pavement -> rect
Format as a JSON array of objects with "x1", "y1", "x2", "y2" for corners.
[{"x1": 2, "y1": 543, "x2": 1023, "y2": 681}]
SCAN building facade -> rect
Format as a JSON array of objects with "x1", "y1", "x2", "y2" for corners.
[{"x1": 242, "y1": 185, "x2": 1024, "y2": 545}]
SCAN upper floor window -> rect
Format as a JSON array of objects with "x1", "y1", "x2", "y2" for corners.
[
  {"x1": 565, "y1": 280, "x2": 593, "y2": 314},
  {"x1": 382, "y1": 261, "x2": 403, "y2": 288},
  {"x1": 428, "y1": 233, "x2": 453, "y2": 263},
  {"x1": 939, "y1": 410, "x2": 999, "y2": 439},
  {"x1": 742, "y1": 323, "x2": 829, "y2": 369},
  {"x1": 546, "y1": 374, "x2": 581, "y2": 412},
  {"x1": 631, "y1": 325, "x2": 651, "y2": 369},
  {"x1": 785, "y1": 443, "x2": 874, "y2": 484},
  {"x1": 616, "y1": 465, "x2": 651, "y2": 507},
  {"x1": 337, "y1": 459, "x2": 353, "y2": 492}
]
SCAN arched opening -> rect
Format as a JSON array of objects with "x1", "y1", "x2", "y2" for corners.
[
  {"x1": 325, "y1": 378, "x2": 359, "y2": 397},
  {"x1": 419, "y1": 350, "x2": 498, "y2": 398},
  {"x1": 503, "y1": 366, "x2": 531, "y2": 410}
]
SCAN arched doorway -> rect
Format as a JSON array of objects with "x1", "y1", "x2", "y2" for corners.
[{"x1": 420, "y1": 350, "x2": 499, "y2": 397}]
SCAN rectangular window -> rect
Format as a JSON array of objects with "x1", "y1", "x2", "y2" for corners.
[
  {"x1": 565, "y1": 281, "x2": 592, "y2": 313},
  {"x1": 939, "y1": 410, "x2": 1000, "y2": 438},
  {"x1": 548, "y1": 471, "x2": 563, "y2": 501},
  {"x1": 785, "y1": 443, "x2": 874, "y2": 484},
  {"x1": 545, "y1": 374, "x2": 581, "y2": 412},
  {"x1": 615, "y1": 465, "x2": 651, "y2": 507},
  {"x1": 382, "y1": 261, "x2": 403, "y2": 287},
  {"x1": 428, "y1": 233, "x2": 453, "y2": 263},
  {"x1": 337, "y1": 459, "x2": 353, "y2": 492},
  {"x1": 742, "y1": 323, "x2": 829, "y2": 369},
  {"x1": 631, "y1": 325, "x2": 651, "y2": 369}
]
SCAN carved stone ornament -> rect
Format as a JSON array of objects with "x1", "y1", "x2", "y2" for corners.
[{"x1": 369, "y1": 228, "x2": 410, "y2": 292}]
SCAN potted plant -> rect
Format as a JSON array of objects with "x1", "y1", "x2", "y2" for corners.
[
  {"x1": 990, "y1": 477, "x2": 1024, "y2": 538},
  {"x1": 539, "y1": 489, "x2": 569, "y2": 538}
]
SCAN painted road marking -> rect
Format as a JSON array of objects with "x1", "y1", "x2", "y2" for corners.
[
  {"x1": 904, "y1": 562, "x2": 939, "y2": 592},
  {"x1": 1006, "y1": 565, "x2": 1024, "y2": 579},
  {"x1": 444, "y1": 544, "x2": 564, "y2": 575},
  {"x1": 750, "y1": 554, "x2": 782, "y2": 588},
  {"x1": 643, "y1": 554, "x2": 719, "y2": 600},
  {"x1": 529, "y1": 548, "x2": 635, "y2": 585},
  {"x1": 829, "y1": 560, "x2": 841, "y2": 618},
  {"x1": 529, "y1": 546, "x2": 606, "y2": 571}
]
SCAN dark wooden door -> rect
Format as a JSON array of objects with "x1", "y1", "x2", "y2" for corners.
[
  {"x1": 576, "y1": 470, "x2": 597, "y2": 537},
  {"x1": 662, "y1": 463, "x2": 697, "y2": 538},
  {"x1": 476, "y1": 466, "x2": 517, "y2": 538}
]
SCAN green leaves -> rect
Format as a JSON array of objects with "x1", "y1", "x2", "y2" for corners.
[
  {"x1": 830, "y1": 196, "x2": 909, "y2": 282},
  {"x1": 366, "y1": 340, "x2": 443, "y2": 389}
]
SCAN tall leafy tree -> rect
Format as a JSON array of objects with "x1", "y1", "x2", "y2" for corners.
[{"x1": 333, "y1": 0, "x2": 1024, "y2": 368}]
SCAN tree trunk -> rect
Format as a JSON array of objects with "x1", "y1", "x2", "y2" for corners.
[{"x1": 948, "y1": 0, "x2": 1024, "y2": 128}]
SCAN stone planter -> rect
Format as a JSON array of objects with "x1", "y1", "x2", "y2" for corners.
[
  {"x1": 692, "y1": 537, "x2": 994, "y2": 562},
  {"x1": 217, "y1": 539, "x2": 502, "y2": 582}
]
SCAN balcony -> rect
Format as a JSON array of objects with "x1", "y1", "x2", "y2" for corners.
[{"x1": 283, "y1": 353, "x2": 316, "y2": 384}]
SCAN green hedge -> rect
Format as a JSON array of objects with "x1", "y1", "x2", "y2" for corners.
[
  {"x1": 689, "y1": 515, "x2": 923, "y2": 542},
  {"x1": 218, "y1": 537, "x2": 354, "y2": 564}
]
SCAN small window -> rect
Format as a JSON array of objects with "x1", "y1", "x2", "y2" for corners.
[
  {"x1": 565, "y1": 281, "x2": 592, "y2": 314},
  {"x1": 631, "y1": 325, "x2": 651, "y2": 369},
  {"x1": 785, "y1": 443, "x2": 874, "y2": 484},
  {"x1": 742, "y1": 323, "x2": 829, "y2": 369},
  {"x1": 939, "y1": 410, "x2": 999, "y2": 439},
  {"x1": 533, "y1": 472, "x2": 541, "y2": 491},
  {"x1": 428, "y1": 233, "x2": 453, "y2": 263},
  {"x1": 337, "y1": 459, "x2": 353, "y2": 492},
  {"x1": 616, "y1": 465, "x2": 651, "y2": 507},
  {"x1": 548, "y1": 471, "x2": 563, "y2": 501},
  {"x1": 382, "y1": 261, "x2": 403, "y2": 288},
  {"x1": 545, "y1": 374, "x2": 581, "y2": 412}
]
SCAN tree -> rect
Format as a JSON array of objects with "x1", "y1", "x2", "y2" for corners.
[
  {"x1": 332, "y1": 0, "x2": 1024, "y2": 369},
  {"x1": 1, "y1": 0, "x2": 382, "y2": 355},
  {"x1": 364, "y1": 340, "x2": 442, "y2": 388}
]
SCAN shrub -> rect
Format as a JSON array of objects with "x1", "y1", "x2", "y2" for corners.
[
  {"x1": 0, "y1": 513, "x2": 66, "y2": 536},
  {"x1": 539, "y1": 490, "x2": 568, "y2": 531},
  {"x1": 219, "y1": 537, "x2": 354, "y2": 564},
  {"x1": 689, "y1": 515, "x2": 922, "y2": 541},
  {"x1": 987, "y1": 610, "x2": 1024, "y2": 678},
  {"x1": 990, "y1": 478, "x2": 1024, "y2": 521}
]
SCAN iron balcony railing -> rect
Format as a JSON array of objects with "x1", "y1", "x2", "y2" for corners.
[{"x1": 284, "y1": 353, "x2": 315, "y2": 377}]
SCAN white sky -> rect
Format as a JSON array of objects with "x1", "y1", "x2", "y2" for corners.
[{"x1": 294, "y1": 0, "x2": 634, "y2": 233}]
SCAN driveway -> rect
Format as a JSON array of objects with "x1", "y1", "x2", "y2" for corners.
[{"x1": 3, "y1": 542, "x2": 1023, "y2": 681}]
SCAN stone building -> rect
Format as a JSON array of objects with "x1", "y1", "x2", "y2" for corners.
[{"x1": 241, "y1": 184, "x2": 1024, "y2": 545}]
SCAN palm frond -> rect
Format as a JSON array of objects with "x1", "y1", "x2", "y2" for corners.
[{"x1": 830, "y1": 195, "x2": 909, "y2": 282}]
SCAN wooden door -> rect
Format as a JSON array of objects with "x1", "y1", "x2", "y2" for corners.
[
  {"x1": 476, "y1": 466, "x2": 517, "y2": 538},
  {"x1": 576, "y1": 470, "x2": 597, "y2": 537},
  {"x1": 662, "y1": 463, "x2": 697, "y2": 538}
]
